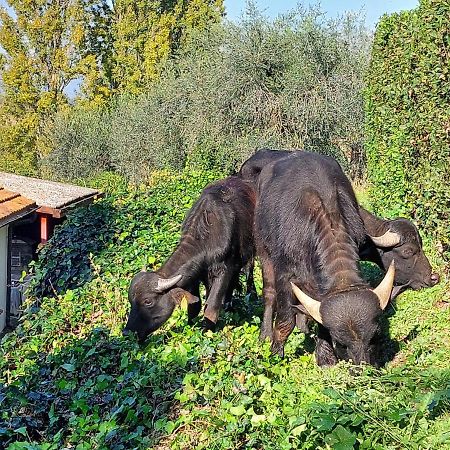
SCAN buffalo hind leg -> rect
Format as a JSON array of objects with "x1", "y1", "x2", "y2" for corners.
[
  {"x1": 224, "y1": 270, "x2": 240, "y2": 311},
  {"x1": 245, "y1": 260, "x2": 256, "y2": 296}
]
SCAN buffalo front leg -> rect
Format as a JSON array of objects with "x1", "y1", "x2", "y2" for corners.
[
  {"x1": 315, "y1": 325, "x2": 338, "y2": 367},
  {"x1": 202, "y1": 264, "x2": 235, "y2": 331},
  {"x1": 187, "y1": 283, "x2": 202, "y2": 325},
  {"x1": 270, "y1": 280, "x2": 296, "y2": 357},
  {"x1": 271, "y1": 312, "x2": 295, "y2": 358}
]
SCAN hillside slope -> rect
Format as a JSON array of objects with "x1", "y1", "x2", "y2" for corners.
[{"x1": 1, "y1": 172, "x2": 449, "y2": 449}]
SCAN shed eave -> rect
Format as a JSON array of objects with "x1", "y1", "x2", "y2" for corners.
[
  {"x1": 0, "y1": 206, "x2": 38, "y2": 228},
  {"x1": 36, "y1": 192, "x2": 105, "y2": 218}
]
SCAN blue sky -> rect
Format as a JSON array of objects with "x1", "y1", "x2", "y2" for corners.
[
  {"x1": 225, "y1": 0, "x2": 419, "y2": 26},
  {"x1": 0, "y1": 0, "x2": 419, "y2": 27}
]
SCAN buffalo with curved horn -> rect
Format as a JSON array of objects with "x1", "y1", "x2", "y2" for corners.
[
  {"x1": 124, "y1": 176, "x2": 255, "y2": 341},
  {"x1": 254, "y1": 152, "x2": 396, "y2": 365},
  {"x1": 359, "y1": 207, "x2": 439, "y2": 297},
  {"x1": 239, "y1": 148, "x2": 439, "y2": 298}
]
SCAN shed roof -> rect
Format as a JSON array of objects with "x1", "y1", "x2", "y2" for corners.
[
  {"x1": 0, "y1": 172, "x2": 102, "y2": 218},
  {"x1": 0, "y1": 187, "x2": 36, "y2": 228}
]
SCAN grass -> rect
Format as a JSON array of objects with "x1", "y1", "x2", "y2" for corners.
[{"x1": 0, "y1": 171, "x2": 449, "y2": 449}]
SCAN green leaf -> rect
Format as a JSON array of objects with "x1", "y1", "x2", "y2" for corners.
[
  {"x1": 230, "y1": 405, "x2": 246, "y2": 416},
  {"x1": 326, "y1": 425, "x2": 357, "y2": 450},
  {"x1": 13, "y1": 427, "x2": 27, "y2": 436}
]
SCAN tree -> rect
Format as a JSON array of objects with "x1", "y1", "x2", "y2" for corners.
[
  {"x1": 0, "y1": 0, "x2": 112, "y2": 174},
  {"x1": 111, "y1": 0, "x2": 224, "y2": 93}
]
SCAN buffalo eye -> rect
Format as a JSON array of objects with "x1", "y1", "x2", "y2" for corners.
[
  {"x1": 143, "y1": 298, "x2": 155, "y2": 307},
  {"x1": 401, "y1": 247, "x2": 415, "y2": 258}
]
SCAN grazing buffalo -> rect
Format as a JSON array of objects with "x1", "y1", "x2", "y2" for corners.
[
  {"x1": 240, "y1": 149, "x2": 438, "y2": 296},
  {"x1": 254, "y1": 152, "x2": 395, "y2": 365},
  {"x1": 359, "y1": 207, "x2": 439, "y2": 297},
  {"x1": 124, "y1": 176, "x2": 255, "y2": 341}
]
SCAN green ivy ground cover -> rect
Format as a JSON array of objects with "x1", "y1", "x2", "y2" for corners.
[{"x1": 0, "y1": 171, "x2": 449, "y2": 449}]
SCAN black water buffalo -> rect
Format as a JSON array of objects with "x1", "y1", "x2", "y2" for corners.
[
  {"x1": 124, "y1": 176, "x2": 255, "y2": 341},
  {"x1": 359, "y1": 207, "x2": 439, "y2": 296},
  {"x1": 240, "y1": 148, "x2": 439, "y2": 296},
  {"x1": 254, "y1": 152, "x2": 395, "y2": 365}
]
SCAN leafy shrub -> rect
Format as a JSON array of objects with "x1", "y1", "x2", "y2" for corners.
[
  {"x1": 44, "y1": 4, "x2": 371, "y2": 182},
  {"x1": 1, "y1": 171, "x2": 449, "y2": 449},
  {"x1": 44, "y1": 106, "x2": 113, "y2": 181},
  {"x1": 365, "y1": 0, "x2": 450, "y2": 259}
]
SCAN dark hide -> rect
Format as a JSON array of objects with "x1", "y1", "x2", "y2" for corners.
[
  {"x1": 240, "y1": 149, "x2": 439, "y2": 295},
  {"x1": 254, "y1": 152, "x2": 388, "y2": 366},
  {"x1": 359, "y1": 208, "x2": 439, "y2": 294},
  {"x1": 124, "y1": 176, "x2": 255, "y2": 341},
  {"x1": 239, "y1": 149, "x2": 293, "y2": 185}
]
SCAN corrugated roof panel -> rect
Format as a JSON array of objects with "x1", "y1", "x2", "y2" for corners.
[
  {"x1": 0, "y1": 188, "x2": 19, "y2": 203},
  {"x1": 0, "y1": 172, "x2": 100, "y2": 209},
  {"x1": 0, "y1": 187, "x2": 36, "y2": 226}
]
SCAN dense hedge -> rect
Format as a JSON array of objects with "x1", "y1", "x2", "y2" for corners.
[{"x1": 365, "y1": 0, "x2": 450, "y2": 258}]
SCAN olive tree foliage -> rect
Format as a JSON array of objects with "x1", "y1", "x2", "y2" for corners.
[{"x1": 45, "y1": 4, "x2": 372, "y2": 182}]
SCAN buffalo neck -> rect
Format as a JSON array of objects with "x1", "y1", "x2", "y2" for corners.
[
  {"x1": 157, "y1": 233, "x2": 204, "y2": 286},
  {"x1": 315, "y1": 209, "x2": 366, "y2": 295}
]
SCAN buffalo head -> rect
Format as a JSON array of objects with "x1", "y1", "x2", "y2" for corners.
[
  {"x1": 291, "y1": 263, "x2": 395, "y2": 366},
  {"x1": 124, "y1": 271, "x2": 199, "y2": 341},
  {"x1": 369, "y1": 218, "x2": 439, "y2": 290}
]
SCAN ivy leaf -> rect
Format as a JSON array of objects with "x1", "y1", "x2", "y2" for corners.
[{"x1": 230, "y1": 405, "x2": 246, "y2": 416}]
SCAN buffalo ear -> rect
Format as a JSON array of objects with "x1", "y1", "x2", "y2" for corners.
[
  {"x1": 292, "y1": 303, "x2": 308, "y2": 316},
  {"x1": 170, "y1": 288, "x2": 200, "y2": 306}
]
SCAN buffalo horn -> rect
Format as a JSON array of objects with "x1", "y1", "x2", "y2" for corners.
[
  {"x1": 290, "y1": 282, "x2": 323, "y2": 324},
  {"x1": 372, "y1": 261, "x2": 395, "y2": 310},
  {"x1": 370, "y1": 230, "x2": 401, "y2": 247},
  {"x1": 156, "y1": 274, "x2": 182, "y2": 292}
]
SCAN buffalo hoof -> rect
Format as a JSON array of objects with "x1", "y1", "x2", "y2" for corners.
[
  {"x1": 201, "y1": 318, "x2": 217, "y2": 332},
  {"x1": 270, "y1": 342, "x2": 285, "y2": 358}
]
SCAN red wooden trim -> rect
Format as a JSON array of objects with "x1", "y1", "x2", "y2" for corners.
[{"x1": 40, "y1": 215, "x2": 49, "y2": 244}]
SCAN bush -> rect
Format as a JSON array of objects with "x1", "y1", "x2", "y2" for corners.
[
  {"x1": 44, "y1": 106, "x2": 113, "y2": 181},
  {"x1": 365, "y1": 0, "x2": 450, "y2": 259},
  {"x1": 44, "y1": 4, "x2": 371, "y2": 182}
]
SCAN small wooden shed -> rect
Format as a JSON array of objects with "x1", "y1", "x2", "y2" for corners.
[
  {"x1": 0, "y1": 188, "x2": 36, "y2": 332},
  {"x1": 0, "y1": 173, "x2": 102, "y2": 333}
]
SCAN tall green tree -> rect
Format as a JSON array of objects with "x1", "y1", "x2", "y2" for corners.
[
  {"x1": 0, "y1": 0, "x2": 112, "y2": 175},
  {"x1": 111, "y1": 0, "x2": 224, "y2": 93}
]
